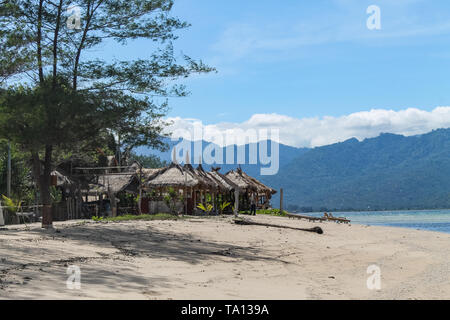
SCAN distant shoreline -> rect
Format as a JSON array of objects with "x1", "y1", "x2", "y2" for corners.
[
  {"x1": 290, "y1": 209, "x2": 450, "y2": 235},
  {"x1": 292, "y1": 208, "x2": 450, "y2": 214}
]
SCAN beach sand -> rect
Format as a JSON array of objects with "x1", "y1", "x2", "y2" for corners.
[{"x1": 0, "y1": 215, "x2": 449, "y2": 300}]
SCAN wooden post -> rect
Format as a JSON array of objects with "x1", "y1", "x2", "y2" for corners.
[
  {"x1": 111, "y1": 194, "x2": 117, "y2": 217},
  {"x1": 184, "y1": 173, "x2": 187, "y2": 216},
  {"x1": 280, "y1": 188, "x2": 284, "y2": 214},
  {"x1": 138, "y1": 165, "x2": 143, "y2": 215},
  {"x1": 107, "y1": 187, "x2": 117, "y2": 217},
  {"x1": 0, "y1": 201, "x2": 5, "y2": 226},
  {"x1": 7, "y1": 142, "x2": 11, "y2": 198},
  {"x1": 99, "y1": 193, "x2": 103, "y2": 216},
  {"x1": 193, "y1": 188, "x2": 197, "y2": 214},
  {"x1": 234, "y1": 190, "x2": 239, "y2": 217}
]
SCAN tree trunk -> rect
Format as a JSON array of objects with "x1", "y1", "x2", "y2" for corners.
[{"x1": 32, "y1": 145, "x2": 54, "y2": 228}]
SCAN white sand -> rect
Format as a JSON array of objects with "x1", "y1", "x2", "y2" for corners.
[{"x1": 0, "y1": 215, "x2": 449, "y2": 300}]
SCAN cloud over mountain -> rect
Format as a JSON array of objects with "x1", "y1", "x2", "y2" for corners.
[{"x1": 166, "y1": 107, "x2": 450, "y2": 148}]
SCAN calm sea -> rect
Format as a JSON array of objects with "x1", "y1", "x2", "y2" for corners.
[{"x1": 305, "y1": 209, "x2": 450, "y2": 234}]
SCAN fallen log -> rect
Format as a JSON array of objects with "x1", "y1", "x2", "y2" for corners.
[
  {"x1": 286, "y1": 213, "x2": 326, "y2": 222},
  {"x1": 233, "y1": 218, "x2": 323, "y2": 234}
]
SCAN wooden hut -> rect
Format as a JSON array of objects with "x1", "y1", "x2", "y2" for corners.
[
  {"x1": 143, "y1": 162, "x2": 243, "y2": 215},
  {"x1": 89, "y1": 173, "x2": 140, "y2": 216},
  {"x1": 225, "y1": 168, "x2": 277, "y2": 210},
  {"x1": 50, "y1": 170, "x2": 82, "y2": 220},
  {"x1": 206, "y1": 167, "x2": 242, "y2": 214},
  {"x1": 144, "y1": 163, "x2": 198, "y2": 214},
  {"x1": 143, "y1": 162, "x2": 276, "y2": 215}
]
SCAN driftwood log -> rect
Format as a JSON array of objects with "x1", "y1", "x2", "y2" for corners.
[
  {"x1": 233, "y1": 218, "x2": 323, "y2": 234},
  {"x1": 286, "y1": 213, "x2": 326, "y2": 222}
]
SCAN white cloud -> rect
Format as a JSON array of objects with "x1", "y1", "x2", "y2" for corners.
[{"x1": 165, "y1": 107, "x2": 450, "y2": 148}]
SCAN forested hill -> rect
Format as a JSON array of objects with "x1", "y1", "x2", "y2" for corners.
[
  {"x1": 262, "y1": 128, "x2": 450, "y2": 211},
  {"x1": 135, "y1": 139, "x2": 309, "y2": 178}
]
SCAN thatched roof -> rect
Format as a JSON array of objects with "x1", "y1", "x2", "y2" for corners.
[
  {"x1": 225, "y1": 168, "x2": 277, "y2": 194},
  {"x1": 142, "y1": 168, "x2": 164, "y2": 178},
  {"x1": 146, "y1": 163, "x2": 200, "y2": 188},
  {"x1": 207, "y1": 167, "x2": 241, "y2": 192},
  {"x1": 192, "y1": 164, "x2": 221, "y2": 189},
  {"x1": 95, "y1": 173, "x2": 139, "y2": 194},
  {"x1": 144, "y1": 163, "x2": 273, "y2": 194},
  {"x1": 145, "y1": 163, "x2": 238, "y2": 191}
]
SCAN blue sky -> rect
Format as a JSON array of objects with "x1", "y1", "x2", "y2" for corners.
[
  {"x1": 98, "y1": 0, "x2": 450, "y2": 147},
  {"x1": 164, "y1": 0, "x2": 450, "y2": 122}
]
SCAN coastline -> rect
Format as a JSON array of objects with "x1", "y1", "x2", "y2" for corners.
[{"x1": 1, "y1": 215, "x2": 449, "y2": 300}]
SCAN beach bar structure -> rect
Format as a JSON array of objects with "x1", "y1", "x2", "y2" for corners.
[
  {"x1": 141, "y1": 162, "x2": 276, "y2": 215},
  {"x1": 50, "y1": 170, "x2": 83, "y2": 220},
  {"x1": 225, "y1": 168, "x2": 277, "y2": 211},
  {"x1": 78, "y1": 162, "x2": 147, "y2": 217},
  {"x1": 142, "y1": 162, "x2": 243, "y2": 215}
]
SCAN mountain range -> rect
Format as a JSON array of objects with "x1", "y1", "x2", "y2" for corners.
[{"x1": 136, "y1": 128, "x2": 450, "y2": 212}]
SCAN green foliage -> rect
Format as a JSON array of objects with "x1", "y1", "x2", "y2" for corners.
[
  {"x1": 1, "y1": 194, "x2": 21, "y2": 214},
  {"x1": 256, "y1": 209, "x2": 287, "y2": 217},
  {"x1": 0, "y1": 141, "x2": 34, "y2": 202},
  {"x1": 197, "y1": 203, "x2": 213, "y2": 214},
  {"x1": 0, "y1": 0, "x2": 214, "y2": 213},
  {"x1": 92, "y1": 216, "x2": 104, "y2": 222},
  {"x1": 163, "y1": 187, "x2": 183, "y2": 214},
  {"x1": 49, "y1": 186, "x2": 62, "y2": 204},
  {"x1": 147, "y1": 189, "x2": 159, "y2": 200},
  {"x1": 218, "y1": 201, "x2": 231, "y2": 214},
  {"x1": 130, "y1": 153, "x2": 168, "y2": 169}
]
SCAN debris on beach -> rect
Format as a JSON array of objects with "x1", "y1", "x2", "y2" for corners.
[{"x1": 233, "y1": 218, "x2": 324, "y2": 234}]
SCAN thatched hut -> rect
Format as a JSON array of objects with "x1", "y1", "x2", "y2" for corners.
[
  {"x1": 82, "y1": 173, "x2": 140, "y2": 216},
  {"x1": 143, "y1": 162, "x2": 242, "y2": 215},
  {"x1": 49, "y1": 170, "x2": 83, "y2": 221},
  {"x1": 142, "y1": 161, "x2": 276, "y2": 215},
  {"x1": 95, "y1": 174, "x2": 139, "y2": 195},
  {"x1": 207, "y1": 167, "x2": 241, "y2": 193},
  {"x1": 143, "y1": 163, "x2": 198, "y2": 214},
  {"x1": 206, "y1": 167, "x2": 242, "y2": 214},
  {"x1": 225, "y1": 168, "x2": 276, "y2": 210}
]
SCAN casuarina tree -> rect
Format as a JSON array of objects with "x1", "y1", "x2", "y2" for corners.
[{"x1": 0, "y1": 0, "x2": 214, "y2": 227}]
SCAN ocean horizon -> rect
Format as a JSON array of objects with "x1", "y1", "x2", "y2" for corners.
[{"x1": 304, "y1": 209, "x2": 450, "y2": 234}]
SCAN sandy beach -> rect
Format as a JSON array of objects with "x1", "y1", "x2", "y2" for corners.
[{"x1": 0, "y1": 215, "x2": 449, "y2": 300}]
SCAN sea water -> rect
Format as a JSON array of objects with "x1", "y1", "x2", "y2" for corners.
[{"x1": 306, "y1": 209, "x2": 450, "y2": 234}]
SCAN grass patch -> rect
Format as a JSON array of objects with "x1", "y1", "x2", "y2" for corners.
[
  {"x1": 256, "y1": 209, "x2": 288, "y2": 217},
  {"x1": 92, "y1": 213, "x2": 183, "y2": 222}
]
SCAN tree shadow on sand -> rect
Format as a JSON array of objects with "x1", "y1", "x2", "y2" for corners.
[
  {"x1": 0, "y1": 221, "x2": 288, "y2": 298},
  {"x1": 1, "y1": 221, "x2": 285, "y2": 269}
]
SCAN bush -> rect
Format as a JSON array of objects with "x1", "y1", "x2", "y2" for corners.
[{"x1": 256, "y1": 209, "x2": 288, "y2": 217}]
